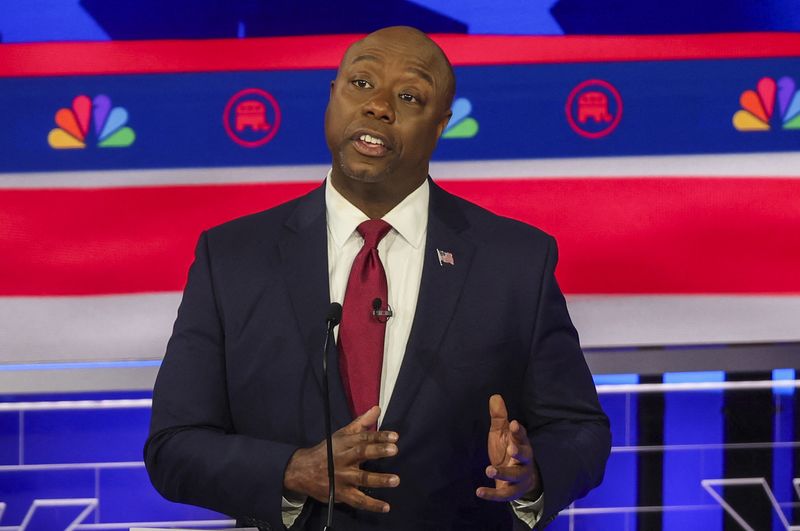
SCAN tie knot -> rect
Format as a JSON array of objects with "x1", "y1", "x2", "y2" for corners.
[{"x1": 357, "y1": 219, "x2": 392, "y2": 249}]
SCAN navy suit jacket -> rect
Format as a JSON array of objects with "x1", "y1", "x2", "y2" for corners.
[{"x1": 145, "y1": 180, "x2": 610, "y2": 531}]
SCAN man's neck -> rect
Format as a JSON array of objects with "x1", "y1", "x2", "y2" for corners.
[{"x1": 329, "y1": 173, "x2": 427, "y2": 219}]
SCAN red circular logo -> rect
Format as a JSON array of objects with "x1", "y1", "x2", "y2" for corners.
[
  {"x1": 223, "y1": 88, "x2": 282, "y2": 148},
  {"x1": 565, "y1": 80, "x2": 623, "y2": 139}
]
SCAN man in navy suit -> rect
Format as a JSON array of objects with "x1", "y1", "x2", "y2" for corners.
[{"x1": 145, "y1": 26, "x2": 610, "y2": 530}]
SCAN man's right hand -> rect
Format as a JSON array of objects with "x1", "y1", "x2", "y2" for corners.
[{"x1": 283, "y1": 405, "x2": 400, "y2": 513}]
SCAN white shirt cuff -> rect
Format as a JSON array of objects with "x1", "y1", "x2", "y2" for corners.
[
  {"x1": 282, "y1": 491, "x2": 544, "y2": 528},
  {"x1": 510, "y1": 491, "x2": 544, "y2": 528},
  {"x1": 281, "y1": 492, "x2": 307, "y2": 528}
]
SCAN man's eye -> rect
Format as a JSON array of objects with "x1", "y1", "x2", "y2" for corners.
[
  {"x1": 352, "y1": 79, "x2": 373, "y2": 89},
  {"x1": 399, "y1": 93, "x2": 419, "y2": 103}
]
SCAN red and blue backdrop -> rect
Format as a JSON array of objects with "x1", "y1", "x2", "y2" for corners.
[{"x1": 0, "y1": 5, "x2": 799, "y2": 531}]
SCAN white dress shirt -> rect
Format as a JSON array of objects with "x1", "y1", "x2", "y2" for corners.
[
  {"x1": 282, "y1": 175, "x2": 542, "y2": 528},
  {"x1": 326, "y1": 176, "x2": 428, "y2": 427}
]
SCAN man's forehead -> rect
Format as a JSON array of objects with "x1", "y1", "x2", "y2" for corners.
[
  {"x1": 336, "y1": 27, "x2": 456, "y2": 105},
  {"x1": 344, "y1": 37, "x2": 441, "y2": 67}
]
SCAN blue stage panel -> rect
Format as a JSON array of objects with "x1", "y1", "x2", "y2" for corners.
[
  {"x1": 23, "y1": 408, "x2": 150, "y2": 464},
  {"x1": 17, "y1": 503, "x2": 94, "y2": 531},
  {"x1": 772, "y1": 389, "x2": 796, "y2": 531},
  {"x1": 576, "y1": 451, "x2": 637, "y2": 509},
  {"x1": 98, "y1": 466, "x2": 226, "y2": 523},
  {"x1": 662, "y1": 390, "x2": 724, "y2": 530},
  {"x1": 0, "y1": 469, "x2": 95, "y2": 525},
  {"x1": 0, "y1": 412, "x2": 19, "y2": 466},
  {"x1": 573, "y1": 513, "x2": 634, "y2": 530},
  {"x1": 598, "y1": 391, "x2": 636, "y2": 447},
  {"x1": 547, "y1": 513, "x2": 571, "y2": 530}
]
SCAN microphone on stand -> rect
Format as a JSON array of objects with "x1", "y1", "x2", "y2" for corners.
[{"x1": 322, "y1": 302, "x2": 342, "y2": 531}]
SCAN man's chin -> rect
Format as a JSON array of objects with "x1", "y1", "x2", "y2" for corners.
[{"x1": 338, "y1": 160, "x2": 392, "y2": 184}]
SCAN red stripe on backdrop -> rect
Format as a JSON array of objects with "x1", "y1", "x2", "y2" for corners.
[
  {"x1": 2, "y1": 33, "x2": 800, "y2": 78},
  {"x1": 1, "y1": 182, "x2": 316, "y2": 296},
  {"x1": 442, "y1": 178, "x2": 800, "y2": 295},
  {"x1": 2, "y1": 178, "x2": 799, "y2": 296}
]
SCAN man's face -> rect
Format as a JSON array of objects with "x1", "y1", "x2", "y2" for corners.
[{"x1": 325, "y1": 29, "x2": 452, "y2": 189}]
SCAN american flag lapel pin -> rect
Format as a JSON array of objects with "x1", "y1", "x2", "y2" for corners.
[{"x1": 436, "y1": 249, "x2": 455, "y2": 266}]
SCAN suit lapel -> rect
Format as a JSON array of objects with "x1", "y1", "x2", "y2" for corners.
[
  {"x1": 278, "y1": 184, "x2": 352, "y2": 429},
  {"x1": 381, "y1": 182, "x2": 475, "y2": 430}
]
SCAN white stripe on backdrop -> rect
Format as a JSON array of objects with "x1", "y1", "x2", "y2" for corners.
[
  {"x1": 1, "y1": 152, "x2": 800, "y2": 189},
  {"x1": 2, "y1": 294, "x2": 799, "y2": 364}
]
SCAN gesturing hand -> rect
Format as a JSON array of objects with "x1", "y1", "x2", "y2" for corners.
[
  {"x1": 283, "y1": 405, "x2": 400, "y2": 513},
  {"x1": 476, "y1": 394, "x2": 542, "y2": 502}
]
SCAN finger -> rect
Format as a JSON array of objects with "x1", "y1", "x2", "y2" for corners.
[
  {"x1": 504, "y1": 442, "x2": 531, "y2": 466},
  {"x1": 340, "y1": 429, "x2": 399, "y2": 446},
  {"x1": 509, "y1": 419, "x2": 528, "y2": 440},
  {"x1": 340, "y1": 405, "x2": 381, "y2": 435},
  {"x1": 488, "y1": 394, "x2": 509, "y2": 431},
  {"x1": 508, "y1": 422, "x2": 533, "y2": 462},
  {"x1": 476, "y1": 483, "x2": 528, "y2": 503},
  {"x1": 486, "y1": 464, "x2": 533, "y2": 484},
  {"x1": 508, "y1": 442, "x2": 532, "y2": 463},
  {"x1": 343, "y1": 469, "x2": 400, "y2": 489},
  {"x1": 339, "y1": 439, "x2": 398, "y2": 462},
  {"x1": 340, "y1": 487, "x2": 391, "y2": 513},
  {"x1": 509, "y1": 420, "x2": 531, "y2": 447}
]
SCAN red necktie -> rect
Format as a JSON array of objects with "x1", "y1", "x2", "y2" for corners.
[{"x1": 338, "y1": 219, "x2": 392, "y2": 419}]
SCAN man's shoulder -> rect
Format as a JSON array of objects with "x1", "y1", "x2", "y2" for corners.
[
  {"x1": 205, "y1": 184, "x2": 323, "y2": 245},
  {"x1": 433, "y1": 182, "x2": 554, "y2": 248}
]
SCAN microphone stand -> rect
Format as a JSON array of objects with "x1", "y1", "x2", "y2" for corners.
[{"x1": 322, "y1": 303, "x2": 341, "y2": 531}]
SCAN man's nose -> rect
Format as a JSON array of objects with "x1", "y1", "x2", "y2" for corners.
[{"x1": 363, "y1": 92, "x2": 395, "y2": 123}]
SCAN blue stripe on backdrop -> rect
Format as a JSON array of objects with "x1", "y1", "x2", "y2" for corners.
[
  {"x1": 0, "y1": 360, "x2": 161, "y2": 371},
  {"x1": 663, "y1": 371, "x2": 726, "y2": 384},
  {"x1": 549, "y1": 0, "x2": 800, "y2": 35},
  {"x1": 0, "y1": 391, "x2": 153, "y2": 403},
  {"x1": 2, "y1": 0, "x2": 800, "y2": 43},
  {"x1": 772, "y1": 368, "x2": 796, "y2": 380},
  {"x1": 2, "y1": 58, "x2": 800, "y2": 173},
  {"x1": 593, "y1": 373, "x2": 640, "y2": 385},
  {"x1": 662, "y1": 371, "x2": 725, "y2": 530},
  {"x1": 773, "y1": 368, "x2": 797, "y2": 396}
]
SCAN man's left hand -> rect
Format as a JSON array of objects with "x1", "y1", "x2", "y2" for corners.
[{"x1": 476, "y1": 394, "x2": 542, "y2": 502}]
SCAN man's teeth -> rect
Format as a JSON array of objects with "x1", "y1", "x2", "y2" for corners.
[{"x1": 359, "y1": 134, "x2": 385, "y2": 146}]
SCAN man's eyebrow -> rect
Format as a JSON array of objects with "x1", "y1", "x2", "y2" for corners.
[
  {"x1": 350, "y1": 54, "x2": 381, "y2": 66},
  {"x1": 349, "y1": 54, "x2": 435, "y2": 88},
  {"x1": 406, "y1": 66, "x2": 434, "y2": 88}
]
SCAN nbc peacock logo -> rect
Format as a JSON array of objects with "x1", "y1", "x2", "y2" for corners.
[
  {"x1": 733, "y1": 76, "x2": 800, "y2": 131},
  {"x1": 442, "y1": 97, "x2": 478, "y2": 139},
  {"x1": 48, "y1": 95, "x2": 136, "y2": 149}
]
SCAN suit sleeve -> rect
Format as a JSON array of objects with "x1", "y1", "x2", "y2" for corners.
[
  {"x1": 520, "y1": 236, "x2": 611, "y2": 529},
  {"x1": 144, "y1": 231, "x2": 298, "y2": 529}
]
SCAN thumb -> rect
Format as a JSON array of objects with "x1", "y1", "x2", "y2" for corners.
[
  {"x1": 489, "y1": 394, "x2": 509, "y2": 430},
  {"x1": 341, "y1": 405, "x2": 381, "y2": 434}
]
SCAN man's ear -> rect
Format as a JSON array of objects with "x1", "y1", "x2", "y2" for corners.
[{"x1": 437, "y1": 110, "x2": 453, "y2": 138}]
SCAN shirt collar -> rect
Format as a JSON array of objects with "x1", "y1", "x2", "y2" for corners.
[{"x1": 325, "y1": 170, "x2": 429, "y2": 250}]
